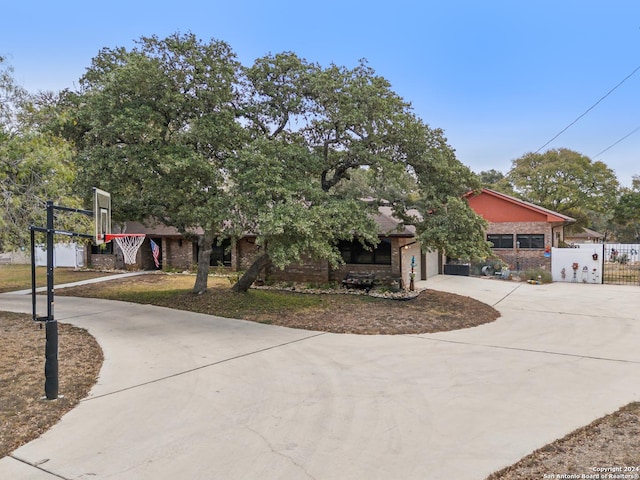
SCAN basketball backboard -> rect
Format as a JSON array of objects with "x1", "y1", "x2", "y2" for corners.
[{"x1": 93, "y1": 187, "x2": 111, "y2": 245}]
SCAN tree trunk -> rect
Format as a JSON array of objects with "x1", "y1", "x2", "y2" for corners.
[
  {"x1": 193, "y1": 231, "x2": 215, "y2": 294},
  {"x1": 231, "y1": 252, "x2": 272, "y2": 292}
]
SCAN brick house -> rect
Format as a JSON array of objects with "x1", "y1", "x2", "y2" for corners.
[
  {"x1": 465, "y1": 188, "x2": 575, "y2": 271},
  {"x1": 89, "y1": 222, "x2": 194, "y2": 271},
  {"x1": 89, "y1": 206, "x2": 441, "y2": 287},
  {"x1": 89, "y1": 190, "x2": 574, "y2": 278},
  {"x1": 564, "y1": 227, "x2": 605, "y2": 245}
]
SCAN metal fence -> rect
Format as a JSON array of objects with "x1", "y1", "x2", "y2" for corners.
[{"x1": 603, "y1": 244, "x2": 640, "y2": 285}]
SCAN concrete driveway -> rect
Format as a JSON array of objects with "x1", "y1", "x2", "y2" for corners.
[{"x1": 1, "y1": 275, "x2": 639, "y2": 479}]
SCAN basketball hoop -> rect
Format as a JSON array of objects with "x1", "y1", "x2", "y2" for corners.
[{"x1": 105, "y1": 234, "x2": 146, "y2": 265}]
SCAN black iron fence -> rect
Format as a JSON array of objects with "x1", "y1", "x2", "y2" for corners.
[{"x1": 603, "y1": 244, "x2": 640, "y2": 285}]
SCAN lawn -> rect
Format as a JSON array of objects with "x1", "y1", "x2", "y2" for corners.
[
  {"x1": 55, "y1": 273, "x2": 500, "y2": 335},
  {"x1": 0, "y1": 264, "x2": 114, "y2": 293},
  {"x1": 602, "y1": 261, "x2": 640, "y2": 285}
]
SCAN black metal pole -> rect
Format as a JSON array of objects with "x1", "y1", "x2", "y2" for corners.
[
  {"x1": 44, "y1": 201, "x2": 58, "y2": 400},
  {"x1": 30, "y1": 226, "x2": 37, "y2": 322}
]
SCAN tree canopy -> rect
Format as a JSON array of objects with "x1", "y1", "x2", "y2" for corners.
[
  {"x1": 0, "y1": 57, "x2": 85, "y2": 251},
  {"x1": 55, "y1": 33, "x2": 243, "y2": 291},
  {"x1": 228, "y1": 53, "x2": 489, "y2": 290},
  {"x1": 506, "y1": 148, "x2": 619, "y2": 230},
  {"x1": 613, "y1": 175, "x2": 640, "y2": 243},
  {"x1": 39, "y1": 33, "x2": 490, "y2": 291}
]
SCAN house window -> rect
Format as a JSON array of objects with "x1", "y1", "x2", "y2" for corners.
[
  {"x1": 487, "y1": 234, "x2": 513, "y2": 249},
  {"x1": 517, "y1": 234, "x2": 545, "y2": 249},
  {"x1": 210, "y1": 238, "x2": 232, "y2": 267},
  {"x1": 338, "y1": 238, "x2": 392, "y2": 265},
  {"x1": 91, "y1": 242, "x2": 114, "y2": 255}
]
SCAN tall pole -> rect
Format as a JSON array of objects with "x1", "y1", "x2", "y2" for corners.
[
  {"x1": 30, "y1": 226, "x2": 36, "y2": 321},
  {"x1": 44, "y1": 201, "x2": 58, "y2": 400},
  {"x1": 31, "y1": 202, "x2": 94, "y2": 400}
]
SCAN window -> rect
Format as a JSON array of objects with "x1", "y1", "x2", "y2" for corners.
[
  {"x1": 487, "y1": 234, "x2": 513, "y2": 249},
  {"x1": 517, "y1": 234, "x2": 545, "y2": 249},
  {"x1": 91, "y1": 242, "x2": 114, "y2": 255},
  {"x1": 210, "y1": 238, "x2": 231, "y2": 267},
  {"x1": 338, "y1": 238, "x2": 392, "y2": 265}
]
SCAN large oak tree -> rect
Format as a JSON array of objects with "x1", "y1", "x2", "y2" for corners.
[
  {"x1": 59, "y1": 33, "x2": 243, "y2": 293},
  {"x1": 507, "y1": 148, "x2": 619, "y2": 220},
  {"x1": 54, "y1": 35, "x2": 489, "y2": 293},
  {"x1": 614, "y1": 175, "x2": 640, "y2": 243},
  {"x1": 229, "y1": 54, "x2": 489, "y2": 291}
]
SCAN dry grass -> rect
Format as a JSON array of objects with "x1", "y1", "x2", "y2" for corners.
[
  {"x1": 0, "y1": 264, "x2": 114, "y2": 293},
  {"x1": 0, "y1": 312, "x2": 102, "y2": 458},
  {"x1": 487, "y1": 402, "x2": 640, "y2": 479},
  {"x1": 602, "y1": 261, "x2": 640, "y2": 285}
]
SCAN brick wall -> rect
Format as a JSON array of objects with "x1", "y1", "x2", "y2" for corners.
[
  {"x1": 487, "y1": 221, "x2": 552, "y2": 271},
  {"x1": 269, "y1": 258, "x2": 330, "y2": 283},
  {"x1": 90, "y1": 248, "x2": 142, "y2": 270},
  {"x1": 163, "y1": 238, "x2": 194, "y2": 270},
  {"x1": 90, "y1": 238, "x2": 195, "y2": 271},
  {"x1": 234, "y1": 237, "x2": 409, "y2": 284},
  {"x1": 329, "y1": 263, "x2": 394, "y2": 283},
  {"x1": 236, "y1": 238, "x2": 260, "y2": 271},
  {"x1": 233, "y1": 238, "x2": 328, "y2": 282}
]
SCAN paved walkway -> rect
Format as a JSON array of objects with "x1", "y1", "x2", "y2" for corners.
[
  {"x1": 0, "y1": 275, "x2": 639, "y2": 479},
  {"x1": 8, "y1": 271, "x2": 149, "y2": 295}
]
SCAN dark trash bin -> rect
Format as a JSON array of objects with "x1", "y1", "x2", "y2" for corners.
[{"x1": 444, "y1": 264, "x2": 470, "y2": 276}]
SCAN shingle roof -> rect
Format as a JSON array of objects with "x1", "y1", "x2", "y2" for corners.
[
  {"x1": 374, "y1": 206, "x2": 416, "y2": 236},
  {"x1": 119, "y1": 206, "x2": 416, "y2": 238},
  {"x1": 566, "y1": 227, "x2": 604, "y2": 239}
]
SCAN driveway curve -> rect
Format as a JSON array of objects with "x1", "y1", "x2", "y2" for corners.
[{"x1": 1, "y1": 275, "x2": 639, "y2": 480}]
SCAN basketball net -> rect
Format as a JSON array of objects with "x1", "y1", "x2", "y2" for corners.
[{"x1": 108, "y1": 234, "x2": 146, "y2": 265}]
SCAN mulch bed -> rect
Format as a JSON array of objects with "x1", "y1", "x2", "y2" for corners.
[{"x1": 240, "y1": 288, "x2": 501, "y2": 334}]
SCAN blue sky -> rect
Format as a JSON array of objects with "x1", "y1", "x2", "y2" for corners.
[{"x1": 3, "y1": 0, "x2": 639, "y2": 185}]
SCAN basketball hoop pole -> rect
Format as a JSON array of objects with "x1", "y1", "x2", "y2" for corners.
[
  {"x1": 30, "y1": 201, "x2": 93, "y2": 400},
  {"x1": 44, "y1": 202, "x2": 57, "y2": 399}
]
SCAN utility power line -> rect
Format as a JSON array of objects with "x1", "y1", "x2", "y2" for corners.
[
  {"x1": 592, "y1": 125, "x2": 640, "y2": 159},
  {"x1": 535, "y1": 64, "x2": 640, "y2": 153}
]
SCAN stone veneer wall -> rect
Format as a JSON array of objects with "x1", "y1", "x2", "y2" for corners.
[{"x1": 89, "y1": 254, "x2": 116, "y2": 270}]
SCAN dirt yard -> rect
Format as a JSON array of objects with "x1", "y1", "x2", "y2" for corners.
[{"x1": 0, "y1": 312, "x2": 102, "y2": 458}]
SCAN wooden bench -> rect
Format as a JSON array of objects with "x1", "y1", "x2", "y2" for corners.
[{"x1": 342, "y1": 272, "x2": 375, "y2": 292}]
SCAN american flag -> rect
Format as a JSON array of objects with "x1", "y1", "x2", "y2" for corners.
[{"x1": 150, "y1": 239, "x2": 160, "y2": 268}]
